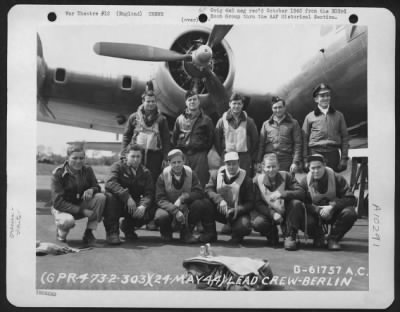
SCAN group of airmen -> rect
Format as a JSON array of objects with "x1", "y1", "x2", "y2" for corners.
[{"x1": 51, "y1": 82, "x2": 357, "y2": 252}]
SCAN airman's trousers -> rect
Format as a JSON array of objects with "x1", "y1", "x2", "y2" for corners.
[
  {"x1": 103, "y1": 192, "x2": 155, "y2": 235},
  {"x1": 286, "y1": 202, "x2": 357, "y2": 241},
  {"x1": 154, "y1": 199, "x2": 214, "y2": 236},
  {"x1": 52, "y1": 193, "x2": 106, "y2": 233}
]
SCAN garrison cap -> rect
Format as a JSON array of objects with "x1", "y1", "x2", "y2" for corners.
[
  {"x1": 229, "y1": 92, "x2": 244, "y2": 102},
  {"x1": 66, "y1": 142, "x2": 85, "y2": 156},
  {"x1": 185, "y1": 90, "x2": 199, "y2": 100},
  {"x1": 141, "y1": 81, "x2": 156, "y2": 100},
  {"x1": 312, "y1": 83, "x2": 331, "y2": 97},
  {"x1": 167, "y1": 149, "x2": 184, "y2": 161},
  {"x1": 271, "y1": 96, "x2": 285, "y2": 105},
  {"x1": 307, "y1": 153, "x2": 326, "y2": 164},
  {"x1": 224, "y1": 152, "x2": 239, "y2": 162}
]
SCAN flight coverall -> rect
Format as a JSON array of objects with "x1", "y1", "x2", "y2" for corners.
[
  {"x1": 104, "y1": 160, "x2": 155, "y2": 236},
  {"x1": 252, "y1": 171, "x2": 305, "y2": 242},
  {"x1": 289, "y1": 167, "x2": 357, "y2": 242},
  {"x1": 154, "y1": 165, "x2": 216, "y2": 242},
  {"x1": 51, "y1": 163, "x2": 105, "y2": 235},
  {"x1": 172, "y1": 110, "x2": 214, "y2": 187},
  {"x1": 121, "y1": 105, "x2": 171, "y2": 181},
  {"x1": 302, "y1": 106, "x2": 349, "y2": 172},
  {"x1": 258, "y1": 113, "x2": 302, "y2": 171},
  {"x1": 204, "y1": 167, "x2": 254, "y2": 241},
  {"x1": 215, "y1": 110, "x2": 259, "y2": 177}
]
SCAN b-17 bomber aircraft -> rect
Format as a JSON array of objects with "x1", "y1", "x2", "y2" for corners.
[
  {"x1": 35, "y1": 23, "x2": 369, "y2": 293},
  {"x1": 37, "y1": 24, "x2": 367, "y2": 150}
]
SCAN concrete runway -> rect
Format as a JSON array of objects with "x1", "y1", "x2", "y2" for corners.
[{"x1": 36, "y1": 202, "x2": 368, "y2": 291}]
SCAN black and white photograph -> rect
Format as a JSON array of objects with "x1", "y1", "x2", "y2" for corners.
[{"x1": 7, "y1": 5, "x2": 395, "y2": 308}]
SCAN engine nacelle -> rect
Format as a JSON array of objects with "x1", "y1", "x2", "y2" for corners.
[{"x1": 153, "y1": 27, "x2": 235, "y2": 119}]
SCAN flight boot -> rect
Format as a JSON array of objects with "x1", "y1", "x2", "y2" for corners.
[
  {"x1": 312, "y1": 225, "x2": 326, "y2": 248},
  {"x1": 198, "y1": 221, "x2": 217, "y2": 243},
  {"x1": 160, "y1": 232, "x2": 173, "y2": 242},
  {"x1": 145, "y1": 219, "x2": 159, "y2": 231},
  {"x1": 327, "y1": 239, "x2": 342, "y2": 251},
  {"x1": 266, "y1": 226, "x2": 280, "y2": 248},
  {"x1": 105, "y1": 224, "x2": 121, "y2": 245},
  {"x1": 220, "y1": 223, "x2": 232, "y2": 235},
  {"x1": 56, "y1": 228, "x2": 68, "y2": 243},
  {"x1": 284, "y1": 229, "x2": 298, "y2": 251},
  {"x1": 83, "y1": 229, "x2": 98, "y2": 247},
  {"x1": 120, "y1": 218, "x2": 138, "y2": 240},
  {"x1": 106, "y1": 233, "x2": 121, "y2": 245},
  {"x1": 228, "y1": 235, "x2": 244, "y2": 245},
  {"x1": 180, "y1": 227, "x2": 198, "y2": 244}
]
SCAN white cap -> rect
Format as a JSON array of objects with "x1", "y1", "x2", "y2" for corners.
[
  {"x1": 167, "y1": 149, "x2": 184, "y2": 161},
  {"x1": 224, "y1": 152, "x2": 239, "y2": 162}
]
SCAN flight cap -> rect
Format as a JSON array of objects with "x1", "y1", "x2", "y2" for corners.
[
  {"x1": 167, "y1": 149, "x2": 184, "y2": 161},
  {"x1": 224, "y1": 152, "x2": 239, "y2": 162},
  {"x1": 312, "y1": 83, "x2": 331, "y2": 97},
  {"x1": 307, "y1": 153, "x2": 326, "y2": 164}
]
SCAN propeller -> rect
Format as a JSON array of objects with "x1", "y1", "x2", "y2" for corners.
[
  {"x1": 37, "y1": 33, "x2": 43, "y2": 58},
  {"x1": 203, "y1": 68, "x2": 229, "y2": 114},
  {"x1": 93, "y1": 25, "x2": 233, "y2": 113},
  {"x1": 93, "y1": 42, "x2": 192, "y2": 62},
  {"x1": 37, "y1": 34, "x2": 56, "y2": 119},
  {"x1": 206, "y1": 25, "x2": 233, "y2": 48}
]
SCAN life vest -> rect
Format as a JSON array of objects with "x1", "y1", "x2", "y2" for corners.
[
  {"x1": 162, "y1": 165, "x2": 193, "y2": 203},
  {"x1": 222, "y1": 112, "x2": 248, "y2": 153},
  {"x1": 306, "y1": 167, "x2": 336, "y2": 204},
  {"x1": 216, "y1": 166, "x2": 246, "y2": 209},
  {"x1": 134, "y1": 108, "x2": 162, "y2": 151},
  {"x1": 255, "y1": 172, "x2": 286, "y2": 215},
  {"x1": 176, "y1": 112, "x2": 200, "y2": 146}
]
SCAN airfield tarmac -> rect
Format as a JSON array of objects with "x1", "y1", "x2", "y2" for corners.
[{"x1": 36, "y1": 169, "x2": 368, "y2": 291}]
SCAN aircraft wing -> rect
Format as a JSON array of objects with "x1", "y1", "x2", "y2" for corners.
[{"x1": 67, "y1": 141, "x2": 121, "y2": 153}]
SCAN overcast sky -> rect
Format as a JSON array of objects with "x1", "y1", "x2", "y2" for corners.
[{"x1": 37, "y1": 23, "x2": 323, "y2": 154}]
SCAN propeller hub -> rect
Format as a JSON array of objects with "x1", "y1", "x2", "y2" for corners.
[{"x1": 192, "y1": 45, "x2": 213, "y2": 67}]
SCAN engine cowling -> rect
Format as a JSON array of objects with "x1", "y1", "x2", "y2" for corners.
[{"x1": 153, "y1": 28, "x2": 235, "y2": 119}]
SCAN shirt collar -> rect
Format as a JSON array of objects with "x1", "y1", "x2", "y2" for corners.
[
  {"x1": 318, "y1": 105, "x2": 329, "y2": 115},
  {"x1": 172, "y1": 167, "x2": 187, "y2": 179},
  {"x1": 268, "y1": 113, "x2": 291, "y2": 125},
  {"x1": 314, "y1": 105, "x2": 336, "y2": 116},
  {"x1": 62, "y1": 161, "x2": 83, "y2": 177},
  {"x1": 273, "y1": 114, "x2": 286, "y2": 124},
  {"x1": 226, "y1": 109, "x2": 246, "y2": 122},
  {"x1": 184, "y1": 108, "x2": 201, "y2": 119},
  {"x1": 262, "y1": 172, "x2": 283, "y2": 188},
  {"x1": 225, "y1": 168, "x2": 240, "y2": 180},
  {"x1": 309, "y1": 169, "x2": 328, "y2": 186}
]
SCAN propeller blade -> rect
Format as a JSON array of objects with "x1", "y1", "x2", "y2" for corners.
[
  {"x1": 93, "y1": 42, "x2": 192, "y2": 62},
  {"x1": 206, "y1": 25, "x2": 233, "y2": 48},
  {"x1": 203, "y1": 68, "x2": 229, "y2": 114},
  {"x1": 37, "y1": 33, "x2": 43, "y2": 58}
]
